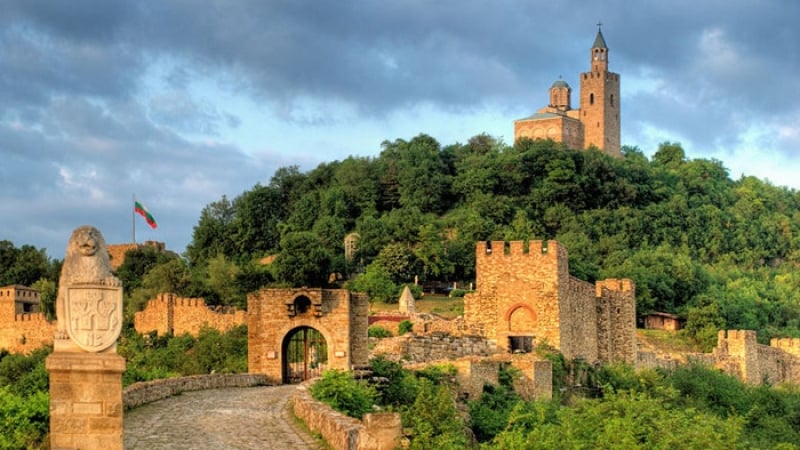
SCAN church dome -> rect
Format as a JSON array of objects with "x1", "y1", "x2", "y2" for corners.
[{"x1": 551, "y1": 79, "x2": 570, "y2": 89}]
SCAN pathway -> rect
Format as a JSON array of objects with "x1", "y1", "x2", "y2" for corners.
[{"x1": 124, "y1": 385, "x2": 324, "y2": 450}]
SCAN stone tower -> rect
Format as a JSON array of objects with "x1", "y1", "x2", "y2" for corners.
[
  {"x1": 579, "y1": 27, "x2": 621, "y2": 156},
  {"x1": 514, "y1": 27, "x2": 621, "y2": 158}
]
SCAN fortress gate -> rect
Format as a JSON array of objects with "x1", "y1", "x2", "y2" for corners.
[{"x1": 247, "y1": 288, "x2": 369, "y2": 384}]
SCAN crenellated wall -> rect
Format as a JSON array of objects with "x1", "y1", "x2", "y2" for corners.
[
  {"x1": 0, "y1": 285, "x2": 55, "y2": 353},
  {"x1": 711, "y1": 330, "x2": 800, "y2": 384},
  {"x1": 464, "y1": 240, "x2": 636, "y2": 363},
  {"x1": 134, "y1": 293, "x2": 246, "y2": 337}
]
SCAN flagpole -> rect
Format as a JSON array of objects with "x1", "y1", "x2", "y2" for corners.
[{"x1": 132, "y1": 193, "x2": 136, "y2": 244}]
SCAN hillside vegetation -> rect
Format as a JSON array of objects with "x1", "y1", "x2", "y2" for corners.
[
  {"x1": 180, "y1": 135, "x2": 800, "y2": 350},
  {"x1": 4, "y1": 135, "x2": 800, "y2": 350}
]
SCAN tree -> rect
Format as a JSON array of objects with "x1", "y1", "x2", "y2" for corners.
[
  {"x1": 375, "y1": 243, "x2": 419, "y2": 284},
  {"x1": 232, "y1": 184, "x2": 284, "y2": 260},
  {"x1": 381, "y1": 134, "x2": 450, "y2": 214},
  {"x1": 30, "y1": 278, "x2": 56, "y2": 320},
  {"x1": 185, "y1": 195, "x2": 236, "y2": 266},
  {"x1": 273, "y1": 232, "x2": 332, "y2": 287}
]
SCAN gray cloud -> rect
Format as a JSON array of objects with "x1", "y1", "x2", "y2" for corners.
[{"x1": 1, "y1": 0, "x2": 799, "y2": 256}]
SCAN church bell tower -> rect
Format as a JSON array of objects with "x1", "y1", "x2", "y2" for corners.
[{"x1": 579, "y1": 25, "x2": 621, "y2": 157}]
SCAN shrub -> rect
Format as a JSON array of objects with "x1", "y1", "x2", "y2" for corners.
[
  {"x1": 369, "y1": 326, "x2": 393, "y2": 338},
  {"x1": 398, "y1": 320, "x2": 413, "y2": 335},
  {"x1": 369, "y1": 356, "x2": 418, "y2": 406},
  {"x1": 0, "y1": 387, "x2": 49, "y2": 449},
  {"x1": 448, "y1": 288, "x2": 468, "y2": 298},
  {"x1": 311, "y1": 369, "x2": 377, "y2": 419}
]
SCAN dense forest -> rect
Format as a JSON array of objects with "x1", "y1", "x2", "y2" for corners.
[
  {"x1": 3, "y1": 134, "x2": 800, "y2": 350},
  {"x1": 3, "y1": 134, "x2": 800, "y2": 448}
]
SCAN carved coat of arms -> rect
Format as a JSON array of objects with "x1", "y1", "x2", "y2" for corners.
[{"x1": 65, "y1": 285, "x2": 123, "y2": 352}]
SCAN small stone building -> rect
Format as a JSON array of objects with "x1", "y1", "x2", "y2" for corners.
[
  {"x1": 248, "y1": 288, "x2": 369, "y2": 384},
  {"x1": 464, "y1": 240, "x2": 636, "y2": 363},
  {"x1": 644, "y1": 312, "x2": 682, "y2": 331}
]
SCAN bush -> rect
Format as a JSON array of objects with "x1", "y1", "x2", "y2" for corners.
[
  {"x1": 311, "y1": 369, "x2": 377, "y2": 419},
  {"x1": 398, "y1": 320, "x2": 413, "y2": 336},
  {"x1": 448, "y1": 288, "x2": 468, "y2": 298},
  {"x1": 369, "y1": 326, "x2": 393, "y2": 338},
  {"x1": 0, "y1": 387, "x2": 49, "y2": 449},
  {"x1": 369, "y1": 356, "x2": 418, "y2": 406}
]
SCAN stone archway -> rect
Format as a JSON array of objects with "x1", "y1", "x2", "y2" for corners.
[{"x1": 282, "y1": 326, "x2": 328, "y2": 384}]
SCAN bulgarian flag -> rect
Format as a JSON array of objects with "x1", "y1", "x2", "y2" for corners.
[{"x1": 134, "y1": 200, "x2": 158, "y2": 229}]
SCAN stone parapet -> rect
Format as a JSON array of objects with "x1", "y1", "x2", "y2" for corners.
[
  {"x1": 291, "y1": 382, "x2": 401, "y2": 450},
  {"x1": 122, "y1": 374, "x2": 271, "y2": 410}
]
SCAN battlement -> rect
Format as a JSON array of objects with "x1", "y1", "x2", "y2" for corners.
[
  {"x1": 718, "y1": 329, "x2": 758, "y2": 343},
  {"x1": 173, "y1": 297, "x2": 206, "y2": 308},
  {"x1": 14, "y1": 312, "x2": 47, "y2": 322},
  {"x1": 595, "y1": 278, "x2": 635, "y2": 297},
  {"x1": 771, "y1": 337, "x2": 800, "y2": 357},
  {"x1": 477, "y1": 240, "x2": 567, "y2": 259}
]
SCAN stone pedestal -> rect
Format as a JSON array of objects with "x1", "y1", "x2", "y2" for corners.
[{"x1": 46, "y1": 352, "x2": 125, "y2": 450}]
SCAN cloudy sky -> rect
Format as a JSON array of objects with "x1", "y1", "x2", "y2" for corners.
[{"x1": 1, "y1": 1, "x2": 798, "y2": 259}]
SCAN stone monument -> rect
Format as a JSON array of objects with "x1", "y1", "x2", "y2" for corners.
[{"x1": 46, "y1": 226, "x2": 125, "y2": 450}]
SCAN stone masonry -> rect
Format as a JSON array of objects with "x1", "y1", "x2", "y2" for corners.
[
  {"x1": 134, "y1": 293, "x2": 246, "y2": 337},
  {"x1": 248, "y1": 288, "x2": 369, "y2": 384},
  {"x1": 464, "y1": 240, "x2": 636, "y2": 364},
  {"x1": 0, "y1": 284, "x2": 55, "y2": 353}
]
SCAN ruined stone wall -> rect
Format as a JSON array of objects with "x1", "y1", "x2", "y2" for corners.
[
  {"x1": 559, "y1": 276, "x2": 598, "y2": 361},
  {"x1": 510, "y1": 357, "x2": 554, "y2": 401},
  {"x1": 370, "y1": 334, "x2": 498, "y2": 363},
  {"x1": 133, "y1": 293, "x2": 245, "y2": 337},
  {"x1": 348, "y1": 292, "x2": 370, "y2": 368},
  {"x1": 713, "y1": 330, "x2": 760, "y2": 383},
  {"x1": 452, "y1": 359, "x2": 500, "y2": 401},
  {"x1": 596, "y1": 279, "x2": 637, "y2": 363},
  {"x1": 707, "y1": 330, "x2": 800, "y2": 385}
]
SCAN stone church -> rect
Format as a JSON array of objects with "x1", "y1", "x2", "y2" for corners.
[{"x1": 514, "y1": 27, "x2": 621, "y2": 157}]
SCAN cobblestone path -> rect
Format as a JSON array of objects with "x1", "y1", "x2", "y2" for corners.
[{"x1": 124, "y1": 385, "x2": 324, "y2": 450}]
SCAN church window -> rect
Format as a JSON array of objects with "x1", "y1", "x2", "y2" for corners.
[
  {"x1": 590, "y1": 93, "x2": 594, "y2": 105},
  {"x1": 610, "y1": 94, "x2": 615, "y2": 106}
]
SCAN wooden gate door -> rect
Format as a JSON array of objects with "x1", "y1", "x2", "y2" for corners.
[{"x1": 283, "y1": 326, "x2": 328, "y2": 383}]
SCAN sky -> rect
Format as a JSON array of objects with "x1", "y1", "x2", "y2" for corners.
[{"x1": 1, "y1": 0, "x2": 799, "y2": 259}]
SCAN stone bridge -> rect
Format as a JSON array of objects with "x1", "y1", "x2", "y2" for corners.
[{"x1": 124, "y1": 385, "x2": 322, "y2": 450}]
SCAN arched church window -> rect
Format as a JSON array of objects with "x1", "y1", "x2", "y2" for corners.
[{"x1": 590, "y1": 93, "x2": 594, "y2": 105}]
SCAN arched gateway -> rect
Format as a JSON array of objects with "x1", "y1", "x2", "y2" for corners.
[{"x1": 247, "y1": 288, "x2": 369, "y2": 384}]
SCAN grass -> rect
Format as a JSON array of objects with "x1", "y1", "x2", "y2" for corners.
[
  {"x1": 637, "y1": 329, "x2": 702, "y2": 356},
  {"x1": 370, "y1": 294, "x2": 464, "y2": 318}
]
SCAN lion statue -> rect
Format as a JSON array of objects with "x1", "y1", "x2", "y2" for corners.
[{"x1": 55, "y1": 225, "x2": 120, "y2": 338}]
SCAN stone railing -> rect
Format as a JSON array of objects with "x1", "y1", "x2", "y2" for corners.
[
  {"x1": 291, "y1": 381, "x2": 401, "y2": 450},
  {"x1": 123, "y1": 373, "x2": 271, "y2": 410}
]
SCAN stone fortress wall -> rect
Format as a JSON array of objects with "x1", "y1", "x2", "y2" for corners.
[
  {"x1": 0, "y1": 285, "x2": 56, "y2": 353},
  {"x1": 106, "y1": 241, "x2": 166, "y2": 270},
  {"x1": 464, "y1": 240, "x2": 636, "y2": 364},
  {"x1": 133, "y1": 293, "x2": 246, "y2": 337}
]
